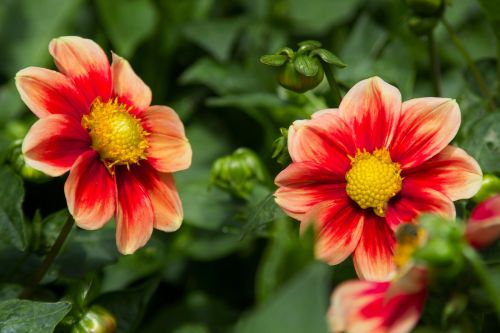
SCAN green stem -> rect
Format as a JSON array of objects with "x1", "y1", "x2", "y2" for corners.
[
  {"x1": 463, "y1": 246, "x2": 500, "y2": 322},
  {"x1": 427, "y1": 31, "x2": 442, "y2": 97},
  {"x1": 442, "y1": 18, "x2": 496, "y2": 112},
  {"x1": 322, "y1": 63, "x2": 342, "y2": 107},
  {"x1": 19, "y1": 215, "x2": 74, "y2": 299}
]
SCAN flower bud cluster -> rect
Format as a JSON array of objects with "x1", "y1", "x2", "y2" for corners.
[
  {"x1": 211, "y1": 148, "x2": 267, "y2": 199},
  {"x1": 260, "y1": 40, "x2": 345, "y2": 93}
]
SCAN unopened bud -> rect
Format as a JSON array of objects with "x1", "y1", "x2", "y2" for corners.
[
  {"x1": 71, "y1": 305, "x2": 117, "y2": 333},
  {"x1": 211, "y1": 148, "x2": 267, "y2": 199}
]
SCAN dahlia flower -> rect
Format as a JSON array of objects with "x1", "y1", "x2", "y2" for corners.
[
  {"x1": 275, "y1": 77, "x2": 482, "y2": 280},
  {"x1": 16, "y1": 36, "x2": 192, "y2": 254}
]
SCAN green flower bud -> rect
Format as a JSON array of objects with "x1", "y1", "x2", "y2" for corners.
[
  {"x1": 278, "y1": 60, "x2": 324, "y2": 93},
  {"x1": 211, "y1": 148, "x2": 267, "y2": 199},
  {"x1": 405, "y1": 0, "x2": 443, "y2": 16},
  {"x1": 472, "y1": 174, "x2": 500, "y2": 203},
  {"x1": 407, "y1": 15, "x2": 439, "y2": 36},
  {"x1": 8, "y1": 139, "x2": 50, "y2": 183},
  {"x1": 71, "y1": 305, "x2": 117, "y2": 333},
  {"x1": 260, "y1": 40, "x2": 344, "y2": 93}
]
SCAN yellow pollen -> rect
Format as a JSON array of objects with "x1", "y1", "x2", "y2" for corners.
[
  {"x1": 345, "y1": 148, "x2": 402, "y2": 217},
  {"x1": 393, "y1": 224, "x2": 427, "y2": 270},
  {"x1": 82, "y1": 98, "x2": 149, "y2": 171}
]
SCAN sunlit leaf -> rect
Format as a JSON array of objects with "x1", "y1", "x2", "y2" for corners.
[
  {"x1": 0, "y1": 299, "x2": 71, "y2": 333},
  {"x1": 235, "y1": 263, "x2": 330, "y2": 333}
]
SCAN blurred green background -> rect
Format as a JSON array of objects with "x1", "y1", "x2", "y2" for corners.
[{"x1": 0, "y1": 0, "x2": 499, "y2": 332}]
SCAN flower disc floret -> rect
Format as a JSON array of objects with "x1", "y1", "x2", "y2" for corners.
[
  {"x1": 345, "y1": 148, "x2": 402, "y2": 217},
  {"x1": 82, "y1": 98, "x2": 149, "y2": 169}
]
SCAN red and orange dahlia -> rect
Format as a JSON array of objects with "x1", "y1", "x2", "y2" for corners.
[
  {"x1": 16, "y1": 36, "x2": 192, "y2": 254},
  {"x1": 275, "y1": 77, "x2": 482, "y2": 280}
]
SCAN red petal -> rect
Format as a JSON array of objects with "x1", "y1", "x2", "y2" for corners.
[
  {"x1": 466, "y1": 195, "x2": 500, "y2": 248},
  {"x1": 49, "y1": 36, "x2": 112, "y2": 107},
  {"x1": 338, "y1": 77, "x2": 402, "y2": 151},
  {"x1": 305, "y1": 199, "x2": 364, "y2": 265},
  {"x1": 142, "y1": 106, "x2": 192, "y2": 173},
  {"x1": 353, "y1": 215, "x2": 395, "y2": 281},
  {"x1": 111, "y1": 52, "x2": 151, "y2": 113},
  {"x1": 22, "y1": 114, "x2": 90, "y2": 176},
  {"x1": 274, "y1": 161, "x2": 346, "y2": 221},
  {"x1": 131, "y1": 163, "x2": 183, "y2": 232},
  {"x1": 288, "y1": 108, "x2": 354, "y2": 176},
  {"x1": 115, "y1": 167, "x2": 154, "y2": 254},
  {"x1": 386, "y1": 182, "x2": 456, "y2": 231},
  {"x1": 64, "y1": 150, "x2": 115, "y2": 229},
  {"x1": 390, "y1": 98, "x2": 460, "y2": 169},
  {"x1": 403, "y1": 145, "x2": 482, "y2": 201},
  {"x1": 15, "y1": 67, "x2": 87, "y2": 119},
  {"x1": 328, "y1": 266, "x2": 426, "y2": 333}
]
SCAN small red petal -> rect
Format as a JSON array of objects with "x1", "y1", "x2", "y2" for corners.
[
  {"x1": 390, "y1": 98, "x2": 460, "y2": 169},
  {"x1": 288, "y1": 109, "x2": 354, "y2": 175},
  {"x1": 304, "y1": 198, "x2": 364, "y2": 265},
  {"x1": 403, "y1": 145, "x2": 482, "y2": 201},
  {"x1": 338, "y1": 77, "x2": 402, "y2": 151},
  {"x1": 111, "y1": 52, "x2": 152, "y2": 113},
  {"x1": 353, "y1": 215, "x2": 395, "y2": 281},
  {"x1": 131, "y1": 163, "x2": 183, "y2": 232},
  {"x1": 49, "y1": 36, "x2": 112, "y2": 107},
  {"x1": 64, "y1": 150, "x2": 115, "y2": 229},
  {"x1": 22, "y1": 114, "x2": 90, "y2": 176},
  {"x1": 15, "y1": 67, "x2": 88, "y2": 120},
  {"x1": 466, "y1": 195, "x2": 500, "y2": 248},
  {"x1": 274, "y1": 161, "x2": 346, "y2": 221},
  {"x1": 115, "y1": 167, "x2": 154, "y2": 254},
  {"x1": 142, "y1": 106, "x2": 192, "y2": 173}
]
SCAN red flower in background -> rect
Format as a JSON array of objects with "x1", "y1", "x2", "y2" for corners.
[
  {"x1": 328, "y1": 197, "x2": 500, "y2": 333},
  {"x1": 16, "y1": 36, "x2": 192, "y2": 254},
  {"x1": 466, "y1": 194, "x2": 500, "y2": 248},
  {"x1": 275, "y1": 77, "x2": 482, "y2": 281}
]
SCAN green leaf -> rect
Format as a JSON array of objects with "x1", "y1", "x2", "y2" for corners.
[
  {"x1": 96, "y1": 279, "x2": 159, "y2": 333},
  {"x1": 288, "y1": 0, "x2": 361, "y2": 34},
  {"x1": 477, "y1": 0, "x2": 500, "y2": 21},
  {"x1": 0, "y1": 0, "x2": 82, "y2": 76},
  {"x1": 180, "y1": 58, "x2": 266, "y2": 95},
  {"x1": 256, "y1": 219, "x2": 315, "y2": 302},
  {"x1": 310, "y1": 49, "x2": 347, "y2": 67},
  {"x1": 182, "y1": 17, "x2": 246, "y2": 62},
  {"x1": 95, "y1": 0, "x2": 157, "y2": 58},
  {"x1": 176, "y1": 228, "x2": 252, "y2": 261},
  {"x1": 235, "y1": 263, "x2": 330, "y2": 333},
  {"x1": 0, "y1": 83, "x2": 24, "y2": 123},
  {"x1": 0, "y1": 299, "x2": 71, "y2": 333},
  {"x1": 101, "y1": 237, "x2": 169, "y2": 292},
  {"x1": 259, "y1": 54, "x2": 288, "y2": 67},
  {"x1": 461, "y1": 112, "x2": 500, "y2": 173},
  {"x1": 0, "y1": 166, "x2": 26, "y2": 251},
  {"x1": 293, "y1": 54, "x2": 319, "y2": 77}
]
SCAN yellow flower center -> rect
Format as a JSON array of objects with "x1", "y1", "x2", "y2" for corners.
[
  {"x1": 345, "y1": 148, "x2": 402, "y2": 217},
  {"x1": 82, "y1": 98, "x2": 149, "y2": 170},
  {"x1": 393, "y1": 224, "x2": 427, "y2": 270}
]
